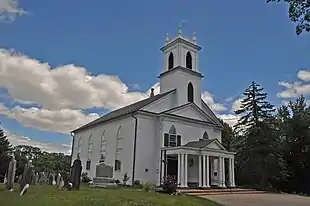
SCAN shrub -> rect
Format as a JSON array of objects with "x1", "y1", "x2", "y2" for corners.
[
  {"x1": 123, "y1": 173, "x2": 130, "y2": 186},
  {"x1": 133, "y1": 180, "x2": 142, "y2": 188},
  {"x1": 115, "y1": 179, "x2": 120, "y2": 184},
  {"x1": 142, "y1": 180, "x2": 155, "y2": 192},
  {"x1": 81, "y1": 172, "x2": 91, "y2": 183},
  {"x1": 162, "y1": 175, "x2": 177, "y2": 194}
]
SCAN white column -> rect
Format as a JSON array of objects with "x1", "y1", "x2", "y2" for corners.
[
  {"x1": 177, "y1": 153, "x2": 181, "y2": 187},
  {"x1": 218, "y1": 157, "x2": 222, "y2": 186},
  {"x1": 206, "y1": 155, "x2": 210, "y2": 187},
  {"x1": 202, "y1": 155, "x2": 206, "y2": 187},
  {"x1": 184, "y1": 154, "x2": 188, "y2": 187},
  {"x1": 198, "y1": 155, "x2": 202, "y2": 187},
  {"x1": 228, "y1": 158, "x2": 232, "y2": 187},
  {"x1": 180, "y1": 153, "x2": 185, "y2": 187},
  {"x1": 232, "y1": 158, "x2": 235, "y2": 187},
  {"x1": 222, "y1": 157, "x2": 226, "y2": 188}
]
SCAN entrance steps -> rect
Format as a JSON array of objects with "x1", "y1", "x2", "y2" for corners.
[{"x1": 178, "y1": 188, "x2": 266, "y2": 196}]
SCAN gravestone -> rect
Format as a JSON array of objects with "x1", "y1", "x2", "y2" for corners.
[
  {"x1": 35, "y1": 173, "x2": 39, "y2": 184},
  {"x1": 48, "y1": 174, "x2": 53, "y2": 185},
  {"x1": 89, "y1": 162, "x2": 117, "y2": 188},
  {"x1": 19, "y1": 161, "x2": 33, "y2": 192},
  {"x1": 31, "y1": 170, "x2": 36, "y2": 185},
  {"x1": 6, "y1": 155, "x2": 16, "y2": 190},
  {"x1": 56, "y1": 173, "x2": 61, "y2": 186},
  {"x1": 70, "y1": 159, "x2": 82, "y2": 190}
]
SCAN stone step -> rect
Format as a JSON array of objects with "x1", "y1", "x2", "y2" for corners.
[
  {"x1": 193, "y1": 191, "x2": 266, "y2": 196},
  {"x1": 179, "y1": 188, "x2": 266, "y2": 196},
  {"x1": 179, "y1": 188, "x2": 258, "y2": 193}
]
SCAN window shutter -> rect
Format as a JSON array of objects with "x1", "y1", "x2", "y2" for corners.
[
  {"x1": 164, "y1": 133, "x2": 169, "y2": 147},
  {"x1": 177, "y1": 135, "x2": 181, "y2": 146}
]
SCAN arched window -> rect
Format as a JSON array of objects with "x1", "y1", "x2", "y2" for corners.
[
  {"x1": 88, "y1": 133, "x2": 93, "y2": 161},
  {"x1": 115, "y1": 126, "x2": 123, "y2": 172},
  {"x1": 187, "y1": 82, "x2": 194, "y2": 103},
  {"x1": 164, "y1": 125, "x2": 181, "y2": 147},
  {"x1": 203, "y1": 131, "x2": 209, "y2": 140},
  {"x1": 186, "y1": 51, "x2": 192, "y2": 69},
  {"x1": 168, "y1": 52, "x2": 174, "y2": 70},
  {"x1": 100, "y1": 130, "x2": 106, "y2": 162},
  {"x1": 77, "y1": 136, "x2": 82, "y2": 159}
]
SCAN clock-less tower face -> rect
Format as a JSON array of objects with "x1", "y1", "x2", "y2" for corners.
[{"x1": 159, "y1": 29, "x2": 203, "y2": 108}]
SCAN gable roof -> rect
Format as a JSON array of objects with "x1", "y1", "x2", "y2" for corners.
[
  {"x1": 201, "y1": 99, "x2": 224, "y2": 129},
  {"x1": 184, "y1": 139, "x2": 226, "y2": 150},
  {"x1": 72, "y1": 89, "x2": 176, "y2": 133},
  {"x1": 161, "y1": 102, "x2": 222, "y2": 128}
]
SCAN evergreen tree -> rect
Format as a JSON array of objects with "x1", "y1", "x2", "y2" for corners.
[
  {"x1": 233, "y1": 81, "x2": 285, "y2": 189},
  {"x1": 277, "y1": 96, "x2": 310, "y2": 194},
  {"x1": 0, "y1": 123, "x2": 11, "y2": 181},
  {"x1": 218, "y1": 118, "x2": 235, "y2": 151}
]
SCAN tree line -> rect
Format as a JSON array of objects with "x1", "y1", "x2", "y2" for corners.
[
  {"x1": 0, "y1": 129, "x2": 71, "y2": 182},
  {"x1": 220, "y1": 81, "x2": 310, "y2": 195}
]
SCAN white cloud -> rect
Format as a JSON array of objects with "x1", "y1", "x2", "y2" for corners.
[
  {"x1": 218, "y1": 113, "x2": 240, "y2": 128},
  {"x1": 0, "y1": 0, "x2": 25, "y2": 22},
  {"x1": 3, "y1": 128, "x2": 71, "y2": 154},
  {"x1": 231, "y1": 98, "x2": 242, "y2": 112},
  {"x1": 0, "y1": 49, "x2": 149, "y2": 111},
  {"x1": 201, "y1": 91, "x2": 227, "y2": 112},
  {"x1": 277, "y1": 70, "x2": 310, "y2": 99},
  {"x1": 0, "y1": 103, "x2": 99, "y2": 134}
]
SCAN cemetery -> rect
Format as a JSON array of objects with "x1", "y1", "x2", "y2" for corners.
[{"x1": 0, "y1": 155, "x2": 220, "y2": 206}]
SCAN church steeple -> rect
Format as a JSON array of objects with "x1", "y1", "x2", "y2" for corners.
[{"x1": 159, "y1": 26, "x2": 203, "y2": 108}]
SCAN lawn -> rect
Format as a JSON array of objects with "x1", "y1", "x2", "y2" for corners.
[{"x1": 0, "y1": 184, "x2": 221, "y2": 206}]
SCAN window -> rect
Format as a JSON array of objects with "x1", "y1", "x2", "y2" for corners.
[
  {"x1": 100, "y1": 131, "x2": 106, "y2": 162},
  {"x1": 168, "y1": 52, "x2": 174, "y2": 70},
  {"x1": 203, "y1": 131, "x2": 209, "y2": 140},
  {"x1": 187, "y1": 82, "x2": 194, "y2": 103},
  {"x1": 88, "y1": 134, "x2": 93, "y2": 160},
  {"x1": 186, "y1": 51, "x2": 192, "y2": 69},
  {"x1": 115, "y1": 160, "x2": 121, "y2": 171},
  {"x1": 86, "y1": 160, "x2": 91, "y2": 170},
  {"x1": 164, "y1": 125, "x2": 182, "y2": 147}
]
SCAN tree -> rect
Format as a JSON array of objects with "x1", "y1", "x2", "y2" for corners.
[
  {"x1": 0, "y1": 123, "x2": 11, "y2": 181},
  {"x1": 218, "y1": 118, "x2": 235, "y2": 151},
  {"x1": 234, "y1": 81, "x2": 286, "y2": 189},
  {"x1": 276, "y1": 96, "x2": 310, "y2": 193},
  {"x1": 267, "y1": 0, "x2": 310, "y2": 35}
]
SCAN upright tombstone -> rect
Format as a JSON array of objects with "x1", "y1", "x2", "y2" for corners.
[
  {"x1": 56, "y1": 173, "x2": 61, "y2": 186},
  {"x1": 35, "y1": 173, "x2": 39, "y2": 185},
  {"x1": 48, "y1": 173, "x2": 53, "y2": 185},
  {"x1": 31, "y1": 169, "x2": 36, "y2": 185},
  {"x1": 70, "y1": 159, "x2": 82, "y2": 190},
  {"x1": 6, "y1": 155, "x2": 17, "y2": 190},
  {"x1": 19, "y1": 161, "x2": 33, "y2": 192}
]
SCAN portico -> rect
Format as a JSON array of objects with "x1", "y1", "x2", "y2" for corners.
[{"x1": 159, "y1": 139, "x2": 236, "y2": 188}]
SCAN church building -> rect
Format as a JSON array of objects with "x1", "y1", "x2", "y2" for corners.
[{"x1": 71, "y1": 27, "x2": 236, "y2": 188}]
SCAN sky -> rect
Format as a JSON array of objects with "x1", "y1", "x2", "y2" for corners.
[{"x1": 0, "y1": 0, "x2": 309, "y2": 154}]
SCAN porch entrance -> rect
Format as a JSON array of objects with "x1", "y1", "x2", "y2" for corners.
[{"x1": 167, "y1": 155, "x2": 178, "y2": 178}]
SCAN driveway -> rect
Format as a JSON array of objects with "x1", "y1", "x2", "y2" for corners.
[{"x1": 203, "y1": 193, "x2": 310, "y2": 206}]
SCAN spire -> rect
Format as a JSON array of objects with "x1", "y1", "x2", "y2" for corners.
[
  {"x1": 192, "y1": 32, "x2": 197, "y2": 43},
  {"x1": 177, "y1": 24, "x2": 182, "y2": 37},
  {"x1": 165, "y1": 32, "x2": 169, "y2": 44}
]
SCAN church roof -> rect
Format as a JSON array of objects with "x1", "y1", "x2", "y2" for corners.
[
  {"x1": 184, "y1": 139, "x2": 215, "y2": 148},
  {"x1": 72, "y1": 89, "x2": 176, "y2": 133}
]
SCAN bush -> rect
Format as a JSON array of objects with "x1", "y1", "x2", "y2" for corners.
[
  {"x1": 142, "y1": 180, "x2": 155, "y2": 192},
  {"x1": 133, "y1": 180, "x2": 142, "y2": 188},
  {"x1": 81, "y1": 172, "x2": 91, "y2": 183},
  {"x1": 115, "y1": 179, "x2": 120, "y2": 184},
  {"x1": 162, "y1": 175, "x2": 177, "y2": 194},
  {"x1": 123, "y1": 173, "x2": 130, "y2": 186}
]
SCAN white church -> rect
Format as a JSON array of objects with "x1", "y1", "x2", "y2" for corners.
[{"x1": 71, "y1": 27, "x2": 236, "y2": 188}]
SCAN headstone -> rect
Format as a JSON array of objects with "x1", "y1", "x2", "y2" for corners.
[
  {"x1": 89, "y1": 162, "x2": 117, "y2": 188},
  {"x1": 48, "y1": 174, "x2": 53, "y2": 185},
  {"x1": 6, "y1": 155, "x2": 16, "y2": 190},
  {"x1": 35, "y1": 173, "x2": 39, "y2": 184},
  {"x1": 59, "y1": 178, "x2": 64, "y2": 190},
  {"x1": 63, "y1": 172, "x2": 69, "y2": 188},
  {"x1": 20, "y1": 184, "x2": 29, "y2": 196},
  {"x1": 19, "y1": 161, "x2": 33, "y2": 192},
  {"x1": 56, "y1": 173, "x2": 61, "y2": 186},
  {"x1": 31, "y1": 169, "x2": 36, "y2": 185},
  {"x1": 70, "y1": 159, "x2": 82, "y2": 190}
]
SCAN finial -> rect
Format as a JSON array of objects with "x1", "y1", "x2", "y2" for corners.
[
  {"x1": 165, "y1": 33, "x2": 169, "y2": 44},
  {"x1": 150, "y1": 88, "x2": 154, "y2": 97},
  {"x1": 177, "y1": 24, "x2": 182, "y2": 37},
  {"x1": 192, "y1": 32, "x2": 197, "y2": 43}
]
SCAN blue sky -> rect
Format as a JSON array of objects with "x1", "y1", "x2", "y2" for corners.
[{"x1": 0, "y1": 0, "x2": 309, "y2": 153}]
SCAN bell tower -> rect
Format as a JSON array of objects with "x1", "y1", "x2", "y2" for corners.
[{"x1": 159, "y1": 25, "x2": 203, "y2": 108}]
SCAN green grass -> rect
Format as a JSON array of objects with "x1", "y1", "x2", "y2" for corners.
[{"x1": 0, "y1": 184, "x2": 221, "y2": 206}]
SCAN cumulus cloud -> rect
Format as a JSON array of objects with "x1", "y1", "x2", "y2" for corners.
[
  {"x1": 3, "y1": 128, "x2": 71, "y2": 154},
  {"x1": 277, "y1": 70, "x2": 310, "y2": 99},
  {"x1": 201, "y1": 91, "x2": 227, "y2": 112},
  {"x1": 0, "y1": 103, "x2": 99, "y2": 134},
  {"x1": 0, "y1": 0, "x2": 25, "y2": 22}
]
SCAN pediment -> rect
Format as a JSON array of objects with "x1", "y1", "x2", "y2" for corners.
[
  {"x1": 205, "y1": 139, "x2": 226, "y2": 151},
  {"x1": 163, "y1": 103, "x2": 214, "y2": 123}
]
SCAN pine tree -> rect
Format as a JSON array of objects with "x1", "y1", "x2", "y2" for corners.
[
  {"x1": 233, "y1": 81, "x2": 284, "y2": 189},
  {"x1": 0, "y1": 123, "x2": 11, "y2": 181}
]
